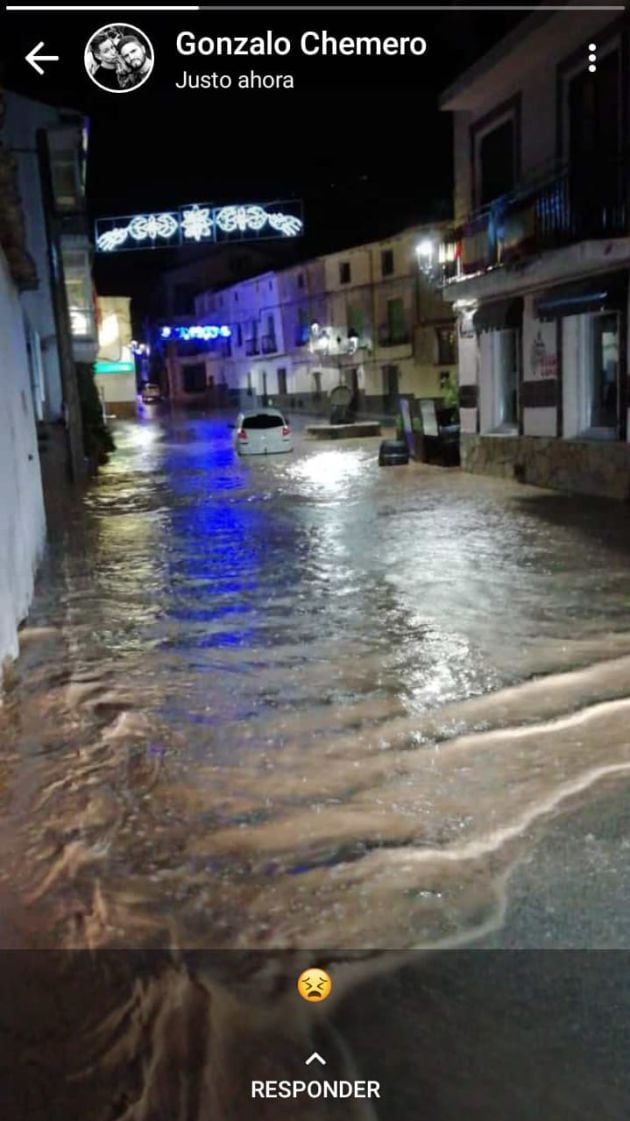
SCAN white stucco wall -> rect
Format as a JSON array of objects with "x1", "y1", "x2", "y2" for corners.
[
  {"x1": 3, "y1": 92, "x2": 64, "y2": 421},
  {"x1": 94, "y1": 372, "x2": 137, "y2": 404},
  {"x1": 561, "y1": 315, "x2": 582, "y2": 440},
  {"x1": 523, "y1": 407, "x2": 557, "y2": 437},
  {"x1": 478, "y1": 332, "x2": 495, "y2": 433},
  {"x1": 0, "y1": 249, "x2": 47, "y2": 666},
  {"x1": 457, "y1": 330, "x2": 478, "y2": 385}
]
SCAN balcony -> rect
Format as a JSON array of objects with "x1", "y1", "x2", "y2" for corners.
[
  {"x1": 378, "y1": 325, "x2": 410, "y2": 347},
  {"x1": 260, "y1": 334, "x2": 277, "y2": 354},
  {"x1": 245, "y1": 338, "x2": 259, "y2": 356},
  {"x1": 294, "y1": 327, "x2": 310, "y2": 347},
  {"x1": 444, "y1": 153, "x2": 630, "y2": 283}
]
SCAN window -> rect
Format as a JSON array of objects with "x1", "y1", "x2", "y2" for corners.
[
  {"x1": 183, "y1": 364, "x2": 207, "y2": 393},
  {"x1": 51, "y1": 154, "x2": 82, "y2": 210},
  {"x1": 568, "y1": 49, "x2": 621, "y2": 235},
  {"x1": 347, "y1": 304, "x2": 364, "y2": 338},
  {"x1": 243, "y1": 413, "x2": 283, "y2": 430},
  {"x1": 297, "y1": 273, "x2": 305, "y2": 289},
  {"x1": 386, "y1": 298, "x2": 407, "y2": 344},
  {"x1": 277, "y1": 368, "x2": 287, "y2": 395},
  {"x1": 436, "y1": 326, "x2": 457, "y2": 365},
  {"x1": 313, "y1": 371, "x2": 322, "y2": 397},
  {"x1": 236, "y1": 324, "x2": 243, "y2": 347},
  {"x1": 381, "y1": 249, "x2": 394, "y2": 276},
  {"x1": 62, "y1": 249, "x2": 94, "y2": 338},
  {"x1": 339, "y1": 262, "x2": 351, "y2": 285},
  {"x1": 296, "y1": 307, "x2": 309, "y2": 346},
  {"x1": 24, "y1": 317, "x2": 45, "y2": 421},
  {"x1": 382, "y1": 365, "x2": 399, "y2": 410},
  {"x1": 479, "y1": 118, "x2": 516, "y2": 207}
]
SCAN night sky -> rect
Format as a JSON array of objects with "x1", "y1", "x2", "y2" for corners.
[{"x1": 1, "y1": 3, "x2": 530, "y2": 301}]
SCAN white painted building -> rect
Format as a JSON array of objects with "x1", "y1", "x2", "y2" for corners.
[
  {"x1": 0, "y1": 90, "x2": 97, "y2": 670},
  {"x1": 162, "y1": 224, "x2": 458, "y2": 417},
  {"x1": 438, "y1": 5, "x2": 630, "y2": 498}
]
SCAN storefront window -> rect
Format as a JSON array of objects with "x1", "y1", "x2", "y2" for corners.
[{"x1": 62, "y1": 249, "x2": 95, "y2": 338}]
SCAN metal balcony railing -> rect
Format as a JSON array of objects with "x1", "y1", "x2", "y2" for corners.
[
  {"x1": 244, "y1": 338, "x2": 259, "y2": 356},
  {"x1": 260, "y1": 334, "x2": 277, "y2": 354},
  {"x1": 442, "y1": 152, "x2": 630, "y2": 282}
]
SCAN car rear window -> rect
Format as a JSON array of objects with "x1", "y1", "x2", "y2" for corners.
[{"x1": 243, "y1": 414, "x2": 283, "y2": 429}]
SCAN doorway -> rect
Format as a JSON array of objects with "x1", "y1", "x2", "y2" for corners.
[
  {"x1": 493, "y1": 329, "x2": 519, "y2": 429},
  {"x1": 382, "y1": 365, "x2": 399, "y2": 413},
  {"x1": 588, "y1": 312, "x2": 619, "y2": 431}
]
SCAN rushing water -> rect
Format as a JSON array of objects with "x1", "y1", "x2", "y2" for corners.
[{"x1": 2, "y1": 411, "x2": 630, "y2": 1118}]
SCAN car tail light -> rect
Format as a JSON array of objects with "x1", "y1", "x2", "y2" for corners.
[
  {"x1": 282, "y1": 426, "x2": 290, "y2": 437},
  {"x1": 238, "y1": 428, "x2": 248, "y2": 440}
]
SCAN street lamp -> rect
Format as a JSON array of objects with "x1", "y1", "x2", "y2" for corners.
[{"x1": 415, "y1": 238, "x2": 436, "y2": 278}]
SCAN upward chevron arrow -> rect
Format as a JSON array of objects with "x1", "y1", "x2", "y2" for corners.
[{"x1": 305, "y1": 1052, "x2": 326, "y2": 1066}]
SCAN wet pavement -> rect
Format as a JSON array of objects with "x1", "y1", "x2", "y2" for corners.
[{"x1": 2, "y1": 408, "x2": 630, "y2": 1118}]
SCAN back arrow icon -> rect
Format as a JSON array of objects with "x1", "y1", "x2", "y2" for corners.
[
  {"x1": 26, "y1": 42, "x2": 60, "y2": 76},
  {"x1": 305, "y1": 1053, "x2": 326, "y2": 1066}
]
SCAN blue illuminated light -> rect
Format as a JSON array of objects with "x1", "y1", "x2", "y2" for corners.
[{"x1": 160, "y1": 324, "x2": 232, "y2": 342}]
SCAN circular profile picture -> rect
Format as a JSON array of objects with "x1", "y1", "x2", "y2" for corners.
[{"x1": 84, "y1": 23, "x2": 154, "y2": 93}]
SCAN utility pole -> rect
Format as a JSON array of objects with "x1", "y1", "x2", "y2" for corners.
[{"x1": 36, "y1": 128, "x2": 86, "y2": 482}]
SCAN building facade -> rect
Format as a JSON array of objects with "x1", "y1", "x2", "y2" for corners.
[
  {"x1": 94, "y1": 295, "x2": 137, "y2": 416},
  {"x1": 0, "y1": 90, "x2": 96, "y2": 669},
  {"x1": 160, "y1": 224, "x2": 458, "y2": 418},
  {"x1": 438, "y1": 6, "x2": 630, "y2": 499}
]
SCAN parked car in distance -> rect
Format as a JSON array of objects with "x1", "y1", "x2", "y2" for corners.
[
  {"x1": 378, "y1": 438, "x2": 410, "y2": 466},
  {"x1": 141, "y1": 382, "x2": 162, "y2": 404},
  {"x1": 235, "y1": 408, "x2": 293, "y2": 455}
]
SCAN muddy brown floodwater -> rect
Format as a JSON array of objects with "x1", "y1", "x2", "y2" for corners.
[{"x1": 1, "y1": 411, "x2": 630, "y2": 1119}]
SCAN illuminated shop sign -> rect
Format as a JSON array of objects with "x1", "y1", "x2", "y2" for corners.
[
  {"x1": 95, "y1": 201, "x2": 304, "y2": 253},
  {"x1": 94, "y1": 360, "x2": 136, "y2": 373},
  {"x1": 159, "y1": 325, "x2": 232, "y2": 341}
]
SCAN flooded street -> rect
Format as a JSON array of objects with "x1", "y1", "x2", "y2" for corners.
[
  {"x1": 2, "y1": 409, "x2": 630, "y2": 955},
  {"x1": 3, "y1": 410, "x2": 630, "y2": 1120}
]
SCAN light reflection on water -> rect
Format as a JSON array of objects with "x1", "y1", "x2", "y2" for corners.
[{"x1": 1, "y1": 410, "x2": 630, "y2": 953}]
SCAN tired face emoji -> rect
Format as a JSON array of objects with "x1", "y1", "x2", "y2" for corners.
[{"x1": 297, "y1": 968, "x2": 332, "y2": 1003}]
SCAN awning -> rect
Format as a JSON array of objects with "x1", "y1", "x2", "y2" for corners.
[
  {"x1": 535, "y1": 272, "x2": 628, "y2": 320},
  {"x1": 473, "y1": 297, "x2": 523, "y2": 333}
]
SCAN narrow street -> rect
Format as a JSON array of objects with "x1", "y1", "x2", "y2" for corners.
[
  {"x1": 3, "y1": 414, "x2": 630, "y2": 1120},
  {"x1": 2, "y1": 412, "x2": 630, "y2": 953}
]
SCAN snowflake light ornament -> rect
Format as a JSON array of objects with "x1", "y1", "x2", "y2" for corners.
[{"x1": 181, "y1": 206, "x2": 214, "y2": 242}]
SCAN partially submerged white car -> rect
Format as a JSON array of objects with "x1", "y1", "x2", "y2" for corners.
[{"x1": 235, "y1": 408, "x2": 293, "y2": 455}]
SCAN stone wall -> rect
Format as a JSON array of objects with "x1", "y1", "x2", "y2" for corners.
[{"x1": 461, "y1": 434, "x2": 630, "y2": 500}]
